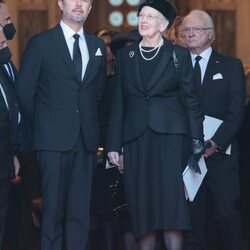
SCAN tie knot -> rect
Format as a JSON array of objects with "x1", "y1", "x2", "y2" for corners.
[
  {"x1": 73, "y1": 34, "x2": 80, "y2": 41},
  {"x1": 195, "y1": 55, "x2": 202, "y2": 62}
]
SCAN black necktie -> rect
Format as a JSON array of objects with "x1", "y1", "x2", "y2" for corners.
[
  {"x1": 73, "y1": 34, "x2": 82, "y2": 81},
  {"x1": 194, "y1": 55, "x2": 202, "y2": 95}
]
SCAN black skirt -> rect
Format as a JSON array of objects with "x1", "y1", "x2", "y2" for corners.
[{"x1": 123, "y1": 128, "x2": 191, "y2": 238}]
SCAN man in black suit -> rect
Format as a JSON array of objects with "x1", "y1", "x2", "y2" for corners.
[
  {"x1": 182, "y1": 10, "x2": 246, "y2": 250},
  {"x1": 0, "y1": 0, "x2": 20, "y2": 248},
  {"x1": 16, "y1": 0, "x2": 106, "y2": 249}
]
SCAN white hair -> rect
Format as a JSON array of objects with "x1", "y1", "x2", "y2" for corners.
[{"x1": 184, "y1": 10, "x2": 214, "y2": 31}]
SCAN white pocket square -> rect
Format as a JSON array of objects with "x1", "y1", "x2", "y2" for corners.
[
  {"x1": 212, "y1": 73, "x2": 223, "y2": 80},
  {"x1": 95, "y1": 48, "x2": 102, "y2": 56}
]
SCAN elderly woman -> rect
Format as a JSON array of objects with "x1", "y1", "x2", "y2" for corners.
[{"x1": 107, "y1": 1, "x2": 204, "y2": 249}]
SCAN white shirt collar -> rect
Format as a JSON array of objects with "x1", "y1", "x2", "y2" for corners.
[
  {"x1": 191, "y1": 47, "x2": 212, "y2": 63},
  {"x1": 60, "y1": 20, "x2": 84, "y2": 41}
]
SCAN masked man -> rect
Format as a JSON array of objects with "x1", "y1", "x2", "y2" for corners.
[{"x1": 0, "y1": 0, "x2": 20, "y2": 248}]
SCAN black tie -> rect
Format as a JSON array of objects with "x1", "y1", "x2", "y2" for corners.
[
  {"x1": 194, "y1": 55, "x2": 202, "y2": 94},
  {"x1": 73, "y1": 34, "x2": 82, "y2": 81}
]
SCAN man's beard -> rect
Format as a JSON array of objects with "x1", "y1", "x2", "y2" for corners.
[{"x1": 63, "y1": 10, "x2": 85, "y2": 25}]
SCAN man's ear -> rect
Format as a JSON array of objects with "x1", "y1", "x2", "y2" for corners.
[
  {"x1": 86, "y1": 4, "x2": 92, "y2": 17},
  {"x1": 210, "y1": 31, "x2": 215, "y2": 43},
  {"x1": 58, "y1": 0, "x2": 63, "y2": 11}
]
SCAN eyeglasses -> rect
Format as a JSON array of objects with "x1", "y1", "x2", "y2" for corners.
[
  {"x1": 138, "y1": 13, "x2": 163, "y2": 22},
  {"x1": 181, "y1": 27, "x2": 212, "y2": 34}
]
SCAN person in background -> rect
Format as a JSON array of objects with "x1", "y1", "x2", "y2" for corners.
[
  {"x1": 88, "y1": 28, "x2": 116, "y2": 250},
  {"x1": 16, "y1": 0, "x2": 106, "y2": 249},
  {"x1": 110, "y1": 29, "x2": 141, "y2": 57},
  {"x1": 0, "y1": 3, "x2": 42, "y2": 250},
  {"x1": 182, "y1": 10, "x2": 245, "y2": 250},
  {"x1": 107, "y1": 0, "x2": 204, "y2": 250},
  {"x1": 95, "y1": 28, "x2": 116, "y2": 76},
  {"x1": 0, "y1": 0, "x2": 21, "y2": 248},
  {"x1": 164, "y1": 15, "x2": 186, "y2": 47}
]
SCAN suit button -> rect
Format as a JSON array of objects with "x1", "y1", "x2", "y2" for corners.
[
  {"x1": 144, "y1": 96, "x2": 149, "y2": 101},
  {"x1": 76, "y1": 110, "x2": 79, "y2": 113}
]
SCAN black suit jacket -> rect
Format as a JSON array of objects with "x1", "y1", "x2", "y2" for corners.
[
  {"x1": 199, "y1": 50, "x2": 245, "y2": 154},
  {"x1": 0, "y1": 62, "x2": 19, "y2": 179},
  {"x1": 16, "y1": 24, "x2": 106, "y2": 152},
  {"x1": 106, "y1": 39, "x2": 204, "y2": 152},
  {"x1": 0, "y1": 61, "x2": 17, "y2": 84}
]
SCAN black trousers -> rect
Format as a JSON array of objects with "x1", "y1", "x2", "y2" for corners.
[
  {"x1": 0, "y1": 179, "x2": 9, "y2": 249},
  {"x1": 37, "y1": 138, "x2": 95, "y2": 250},
  {"x1": 184, "y1": 153, "x2": 241, "y2": 250}
]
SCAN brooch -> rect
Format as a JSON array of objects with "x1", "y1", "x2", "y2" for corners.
[{"x1": 129, "y1": 51, "x2": 134, "y2": 58}]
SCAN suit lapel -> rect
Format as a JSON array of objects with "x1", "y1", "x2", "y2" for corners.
[
  {"x1": 0, "y1": 64, "x2": 13, "y2": 85},
  {"x1": 200, "y1": 51, "x2": 222, "y2": 98},
  {"x1": 131, "y1": 43, "x2": 144, "y2": 92},
  {"x1": 146, "y1": 40, "x2": 172, "y2": 91},
  {"x1": 0, "y1": 74, "x2": 11, "y2": 113},
  {"x1": 50, "y1": 24, "x2": 80, "y2": 82},
  {"x1": 81, "y1": 32, "x2": 94, "y2": 86}
]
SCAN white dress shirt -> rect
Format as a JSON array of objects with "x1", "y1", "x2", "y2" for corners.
[
  {"x1": 60, "y1": 20, "x2": 89, "y2": 80},
  {"x1": 191, "y1": 47, "x2": 212, "y2": 84}
]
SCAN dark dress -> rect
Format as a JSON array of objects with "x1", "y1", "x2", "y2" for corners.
[
  {"x1": 123, "y1": 47, "x2": 191, "y2": 238},
  {"x1": 106, "y1": 40, "x2": 204, "y2": 239}
]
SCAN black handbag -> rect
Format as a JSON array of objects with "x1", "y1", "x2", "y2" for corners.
[{"x1": 109, "y1": 168, "x2": 128, "y2": 217}]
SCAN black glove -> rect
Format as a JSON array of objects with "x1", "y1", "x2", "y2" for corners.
[{"x1": 188, "y1": 139, "x2": 205, "y2": 174}]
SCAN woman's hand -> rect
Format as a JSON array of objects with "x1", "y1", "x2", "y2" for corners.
[
  {"x1": 107, "y1": 151, "x2": 120, "y2": 166},
  {"x1": 11, "y1": 155, "x2": 22, "y2": 185},
  {"x1": 118, "y1": 154, "x2": 124, "y2": 174},
  {"x1": 188, "y1": 139, "x2": 205, "y2": 174},
  {"x1": 108, "y1": 151, "x2": 124, "y2": 173},
  {"x1": 204, "y1": 140, "x2": 218, "y2": 158}
]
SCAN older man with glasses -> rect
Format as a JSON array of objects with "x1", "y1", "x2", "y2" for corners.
[{"x1": 182, "y1": 10, "x2": 245, "y2": 250}]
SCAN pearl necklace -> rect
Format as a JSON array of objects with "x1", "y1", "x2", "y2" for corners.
[{"x1": 139, "y1": 38, "x2": 164, "y2": 61}]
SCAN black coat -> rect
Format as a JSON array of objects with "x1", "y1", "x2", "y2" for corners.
[
  {"x1": 186, "y1": 51, "x2": 246, "y2": 250},
  {"x1": 0, "y1": 62, "x2": 19, "y2": 180},
  {"x1": 106, "y1": 39, "x2": 204, "y2": 152},
  {"x1": 198, "y1": 51, "x2": 245, "y2": 154},
  {"x1": 16, "y1": 24, "x2": 106, "y2": 152},
  {"x1": 0, "y1": 76, "x2": 12, "y2": 180}
]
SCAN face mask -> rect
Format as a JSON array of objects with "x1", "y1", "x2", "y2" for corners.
[
  {"x1": 3, "y1": 23, "x2": 16, "y2": 40},
  {"x1": 0, "y1": 47, "x2": 12, "y2": 64}
]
